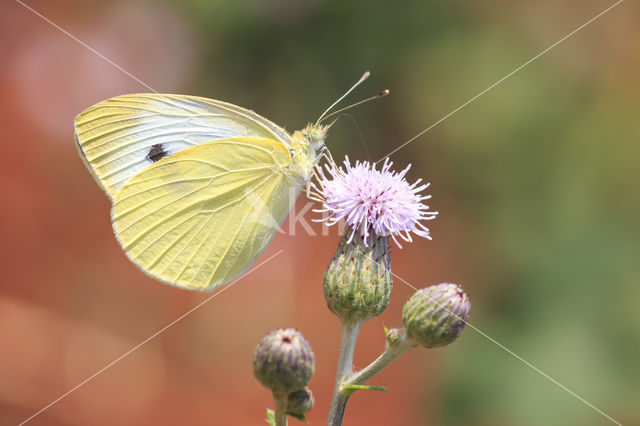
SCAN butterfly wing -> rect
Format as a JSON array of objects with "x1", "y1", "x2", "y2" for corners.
[
  {"x1": 112, "y1": 137, "x2": 301, "y2": 291},
  {"x1": 74, "y1": 94, "x2": 292, "y2": 199}
]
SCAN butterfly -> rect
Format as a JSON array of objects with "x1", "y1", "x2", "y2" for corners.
[{"x1": 75, "y1": 72, "x2": 387, "y2": 291}]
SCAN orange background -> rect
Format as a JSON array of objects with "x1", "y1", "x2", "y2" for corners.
[{"x1": 1, "y1": 1, "x2": 639, "y2": 425}]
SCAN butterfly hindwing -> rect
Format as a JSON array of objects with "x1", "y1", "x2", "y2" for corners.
[
  {"x1": 74, "y1": 94, "x2": 292, "y2": 199},
  {"x1": 112, "y1": 137, "x2": 299, "y2": 291}
]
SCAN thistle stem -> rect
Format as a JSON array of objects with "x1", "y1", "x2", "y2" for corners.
[
  {"x1": 328, "y1": 320, "x2": 363, "y2": 426},
  {"x1": 345, "y1": 334, "x2": 415, "y2": 388},
  {"x1": 273, "y1": 391, "x2": 288, "y2": 426},
  {"x1": 329, "y1": 393, "x2": 350, "y2": 426},
  {"x1": 328, "y1": 328, "x2": 416, "y2": 426}
]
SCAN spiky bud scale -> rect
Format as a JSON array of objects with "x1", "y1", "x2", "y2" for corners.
[{"x1": 323, "y1": 231, "x2": 392, "y2": 324}]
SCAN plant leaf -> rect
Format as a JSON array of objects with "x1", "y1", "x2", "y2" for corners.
[
  {"x1": 265, "y1": 408, "x2": 276, "y2": 426},
  {"x1": 343, "y1": 384, "x2": 388, "y2": 392}
]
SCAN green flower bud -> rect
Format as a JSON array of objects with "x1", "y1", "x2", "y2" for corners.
[
  {"x1": 385, "y1": 327, "x2": 404, "y2": 347},
  {"x1": 402, "y1": 283, "x2": 470, "y2": 348},
  {"x1": 323, "y1": 231, "x2": 392, "y2": 324},
  {"x1": 286, "y1": 387, "x2": 314, "y2": 417},
  {"x1": 253, "y1": 329, "x2": 315, "y2": 393}
]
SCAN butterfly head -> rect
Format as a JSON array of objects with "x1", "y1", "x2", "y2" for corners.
[
  {"x1": 301, "y1": 123, "x2": 328, "y2": 152},
  {"x1": 289, "y1": 72, "x2": 388, "y2": 181}
]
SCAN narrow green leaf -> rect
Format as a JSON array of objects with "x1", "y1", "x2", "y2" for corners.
[
  {"x1": 343, "y1": 384, "x2": 388, "y2": 392},
  {"x1": 266, "y1": 408, "x2": 276, "y2": 426}
]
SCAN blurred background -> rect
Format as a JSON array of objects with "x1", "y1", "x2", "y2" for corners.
[{"x1": 1, "y1": 0, "x2": 639, "y2": 425}]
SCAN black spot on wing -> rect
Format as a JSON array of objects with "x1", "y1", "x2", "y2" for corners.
[{"x1": 147, "y1": 144, "x2": 168, "y2": 162}]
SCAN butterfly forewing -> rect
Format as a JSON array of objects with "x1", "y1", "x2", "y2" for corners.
[
  {"x1": 112, "y1": 137, "x2": 300, "y2": 291},
  {"x1": 74, "y1": 94, "x2": 292, "y2": 199}
]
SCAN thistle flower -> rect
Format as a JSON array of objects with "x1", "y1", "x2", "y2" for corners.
[
  {"x1": 314, "y1": 156, "x2": 437, "y2": 248},
  {"x1": 253, "y1": 329, "x2": 315, "y2": 393},
  {"x1": 318, "y1": 156, "x2": 437, "y2": 324},
  {"x1": 402, "y1": 283, "x2": 471, "y2": 348}
]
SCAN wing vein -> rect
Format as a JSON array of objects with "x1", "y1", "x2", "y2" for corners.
[
  {"x1": 191, "y1": 174, "x2": 276, "y2": 283},
  {"x1": 118, "y1": 179, "x2": 213, "y2": 237},
  {"x1": 143, "y1": 211, "x2": 204, "y2": 268}
]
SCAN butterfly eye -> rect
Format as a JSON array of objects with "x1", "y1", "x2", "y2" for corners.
[{"x1": 307, "y1": 125, "x2": 327, "y2": 149}]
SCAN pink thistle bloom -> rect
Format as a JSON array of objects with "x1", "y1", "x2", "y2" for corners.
[{"x1": 313, "y1": 156, "x2": 437, "y2": 248}]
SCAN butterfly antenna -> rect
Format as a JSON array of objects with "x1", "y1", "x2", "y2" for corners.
[
  {"x1": 316, "y1": 71, "x2": 371, "y2": 124},
  {"x1": 319, "y1": 90, "x2": 389, "y2": 124},
  {"x1": 343, "y1": 113, "x2": 370, "y2": 161}
]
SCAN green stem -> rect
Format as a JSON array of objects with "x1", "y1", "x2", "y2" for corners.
[
  {"x1": 328, "y1": 320, "x2": 363, "y2": 426},
  {"x1": 345, "y1": 334, "x2": 415, "y2": 388},
  {"x1": 328, "y1": 328, "x2": 416, "y2": 426},
  {"x1": 273, "y1": 391, "x2": 288, "y2": 426},
  {"x1": 329, "y1": 392, "x2": 350, "y2": 426}
]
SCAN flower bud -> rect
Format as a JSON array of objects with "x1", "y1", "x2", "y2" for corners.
[
  {"x1": 253, "y1": 329, "x2": 315, "y2": 393},
  {"x1": 323, "y1": 231, "x2": 392, "y2": 324},
  {"x1": 385, "y1": 327, "x2": 404, "y2": 347},
  {"x1": 402, "y1": 283, "x2": 470, "y2": 348},
  {"x1": 286, "y1": 387, "x2": 314, "y2": 417}
]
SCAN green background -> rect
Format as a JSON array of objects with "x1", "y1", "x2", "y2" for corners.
[{"x1": 1, "y1": 0, "x2": 637, "y2": 425}]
